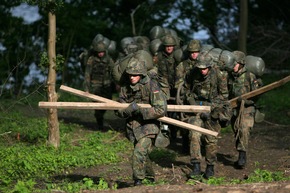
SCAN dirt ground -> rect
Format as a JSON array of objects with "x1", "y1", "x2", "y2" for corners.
[{"x1": 56, "y1": 109, "x2": 290, "y2": 193}]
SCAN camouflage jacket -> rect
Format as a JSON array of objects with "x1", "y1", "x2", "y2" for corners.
[
  {"x1": 175, "y1": 58, "x2": 198, "y2": 89},
  {"x1": 184, "y1": 67, "x2": 229, "y2": 107},
  {"x1": 117, "y1": 75, "x2": 167, "y2": 141},
  {"x1": 155, "y1": 51, "x2": 178, "y2": 99},
  {"x1": 84, "y1": 54, "x2": 115, "y2": 91},
  {"x1": 228, "y1": 67, "x2": 262, "y2": 100}
]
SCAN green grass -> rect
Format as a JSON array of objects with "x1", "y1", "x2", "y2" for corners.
[{"x1": 256, "y1": 73, "x2": 290, "y2": 125}]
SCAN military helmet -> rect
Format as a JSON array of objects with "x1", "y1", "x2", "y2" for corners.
[
  {"x1": 93, "y1": 42, "x2": 106, "y2": 52},
  {"x1": 161, "y1": 34, "x2": 176, "y2": 46},
  {"x1": 196, "y1": 55, "x2": 213, "y2": 68},
  {"x1": 126, "y1": 58, "x2": 147, "y2": 76},
  {"x1": 187, "y1": 40, "x2": 201, "y2": 52},
  {"x1": 232, "y1": 50, "x2": 246, "y2": 65}
]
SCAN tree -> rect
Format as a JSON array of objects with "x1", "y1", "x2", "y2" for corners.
[{"x1": 46, "y1": 0, "x2": 60, "y2": 148}]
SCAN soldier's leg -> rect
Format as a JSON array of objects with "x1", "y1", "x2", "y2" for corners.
[
  {"x1": 204, "y1": 119, "x2": 221, "y2": 179},
  {"x1": 132, "y1": 137, "x2": 153, "y2": 185},
  {"x1": 235, "y1": 106, "x2": 255, "y2": 169},
  {"x1": 188, "y1": 116, "x2": 203, "y2": 177},
  {"x1": 94, "y1": 110, "x2": 106, "y2": 130}
]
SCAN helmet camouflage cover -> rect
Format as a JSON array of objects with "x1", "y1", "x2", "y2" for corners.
[
  {"x1": 196, "y1": 55, "x2": 213, "y2": 68},
  {"x1": 93, "y1": 41, "x2": 106, "y2": 52},
  {"x1": 187, "y1": 39, "x2": 201, "y2": 52},
  {"x1": 126, "y1": 57, "x2": 147, "y2": 76},
  {"x1": 232, "y1": 50, "x2": 246, "y2": 65},
  {"x1": 161, "y1": 34, "x2": 176, "y2": 46}
]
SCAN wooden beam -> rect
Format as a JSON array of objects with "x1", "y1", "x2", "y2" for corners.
[
  {"x1": 59, "y1": 85, "x2": 210, "y2": 112},
  {"x1": 230, "y1": 75, "x2": 290, "y2": 108},
  {"x1": 37, "y1": 85, "x2": 219, "y2": 136},
  {"x1": 39, "y1": 101, "x2": 210, "y2": 113},
  {"x1": 38, "y1": 101, "x2": 218, "y2": 136}
]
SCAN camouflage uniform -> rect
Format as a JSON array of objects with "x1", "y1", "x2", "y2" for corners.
[
  {"x1": 228, "y1": 51, "x2": 263, "y2": 169},
  {"x1": 175, "y1": 40, "x2": 201, "y2": 153},
  {"x1": 84, "y1": 42, "x2": 115, "y2": 129},
  {"x1": 155, "y1": 34, "x2": 178, "y2": 100},
  {"x1": 175, "y1": 40, "x2": 201, "y2": 89},
  {"x1": 184, "y1": 56, "x2": 229, "y2": 178},
  {"x1": 115, "y1": 58, "x2": 167, "y2": 185}
]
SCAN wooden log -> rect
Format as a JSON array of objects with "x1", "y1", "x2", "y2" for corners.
[
  {"x1": 38, "y1": 101, "x2": 218, "y2": 136},
  {"x1": 39, "y1": 101, "x2": 210, "y2": 113},
  {"x1": 229, "y1": 75, "x2": 290, "y2": 108},
  {"x1": 37, "y1": 85, "x2": 219, "y2": 136},
  {"x1": 59, "y1": 85, "x2": 210, "y2": 113}
]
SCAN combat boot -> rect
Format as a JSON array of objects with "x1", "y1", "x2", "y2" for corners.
[
  {"x1": 134, "y1": 179, "x2": 142, "y2": 186},
  {"x1": 204, "y1": 165, "x2": 214, "y2": 179},
  {"x1": 235, "y1": 151, "x2": 247, "y2": 169},
  {"x1": 189, "y1": 162, "x2": 201, "y2": 178}
]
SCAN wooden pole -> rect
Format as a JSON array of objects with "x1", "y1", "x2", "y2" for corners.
[
  {"x1": 38, "y1": 101, "x2": 217, "y2": 136},
  {"x1": 38, "y1": 85, "x2": 218, "y2": 136},
  {"x1": 59, "y1": 85, "x2": 210, "y2": 113},
  {"x1": 39, "y1": 101, "x2": 209, "y2": 113},
  {"x1": 230, "y1": 75, "x2": 290, "y2": 108}
]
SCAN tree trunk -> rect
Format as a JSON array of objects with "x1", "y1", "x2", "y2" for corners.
[
  {"x1": 47, "y1": 8, "x2": 60, "y2": 148},
  {"x1": 238, "y1": 0, "x2": 248, "y2": 53}
]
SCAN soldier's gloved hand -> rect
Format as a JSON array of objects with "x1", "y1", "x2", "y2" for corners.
[
  {"x1": 125, "y1": 101, "x2": 140, "y2": 115},
  {"x1": 244, "y1": 99, "x2": 254, "y2": 106},
  {"x1": 237, "y1": 97, "x2": 244, "y2": 103},
  {"x1": 200, "y1": 112, "x2": 211, "y2": 121},
  {"x1": 187, "y1": 97, "x2": 196, "y2": 105}
]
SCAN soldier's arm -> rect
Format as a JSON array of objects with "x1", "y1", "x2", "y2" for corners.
[
  {"x1": 141, "y1": 79, "x2": 167, "y2": 120},
  {"x1": 84, "y1": 56, "x2": 93, "y2": 92}
]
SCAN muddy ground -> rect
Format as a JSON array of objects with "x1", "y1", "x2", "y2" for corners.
[{"x1": 56, "y1": 109, "x2": 290, "y2": 193}]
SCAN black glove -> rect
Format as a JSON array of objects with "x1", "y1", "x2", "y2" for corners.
[
  {"x1": 125, "y1": 101, "x2": 140, "y2": 115},
  {"x1": 237, "y1": 97, "x2": 254, "y2": 106},
  {"x1": 117, "y1": 101, "x2": 139, "y2": 117},
  {"x1": 200, "y1": 112, "x2": 211, "y2": 121}
]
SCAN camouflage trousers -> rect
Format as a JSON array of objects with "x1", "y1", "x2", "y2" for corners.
[
  {"x1": 231, "y1": 106, "x2": 255, "y2": 152},
  {"x1": 188, "y1": 114, "x2": 221, "y2": 165},
  {"x1": 132, "y1": 136, "x2": 155, "y2": 180}
]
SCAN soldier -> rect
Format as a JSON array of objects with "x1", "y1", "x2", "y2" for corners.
[
  {"x1": 154, "y1": 34, "x2": 179, "y2": 140},
  {"x1": 183, "y1": 56, "x2": 230, "y2": 179},
  {"x1": 175, "y1": 39, "x2": 201, "y2": 89},
  {"x1": 115, "y1": 58, "x2": 167, "y2": 186},
  {"x1": 174, "y1": 40, "x2": 201, "y2": 153},
  {"x1": 84, "y1": 41, "x2": 115, "y2": 130},
  {"x1": 228, "y1": 51, "x2": 263, "y2": 169}
]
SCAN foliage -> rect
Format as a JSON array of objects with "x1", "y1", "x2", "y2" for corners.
[
  {"x1": 0, "y1": 109, "x2": 131, "y2": 192},
  {"x1": 256, "y1": 73, "x2": 290, "y2": 125}
]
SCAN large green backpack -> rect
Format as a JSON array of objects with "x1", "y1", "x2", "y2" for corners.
[
  {"x1": 112, "y1": 50, "x2": 154, "y2": 85},
  {"x1": 245, "y1": 55, "x2": 265, "y2": 77}
]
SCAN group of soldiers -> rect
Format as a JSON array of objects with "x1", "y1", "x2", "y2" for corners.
[{"x1": 81, "y1": 26, "x2": 263, "y2": 186}]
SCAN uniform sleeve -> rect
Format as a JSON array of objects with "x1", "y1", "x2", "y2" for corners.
[
  {"x1": 140, "y1": 79, "x2": 167, "y2": 120},
  {"x1": 216, "y1": 69, "x2": 229, "y2": 100},
  {"x1": 84, "y1": 56, "x2": 93, "y2": 92}
]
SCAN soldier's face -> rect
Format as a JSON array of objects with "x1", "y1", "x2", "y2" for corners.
[
  {"x1": 129, "y1": 74, "x2": 141, "y2": 85},
  {"x1": 199, "y1": 67, "x2": 209, "y2": 76},
  {"x1": 97, "y1": 51, "x2": 105, "y2": 58},
  {"x1": 165, "y1": 46, "x2": 174, "y2": 54},
  {"x1": 190, "y1": 52, "x2": 199, "y2": 60},
  {"x1": 233, "y1": 63, "x2": 240, "y2": 73}
]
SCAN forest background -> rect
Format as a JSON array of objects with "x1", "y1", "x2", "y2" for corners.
[{"x1": 1, "y1": 0, "x2": 290, "y2": 99}]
